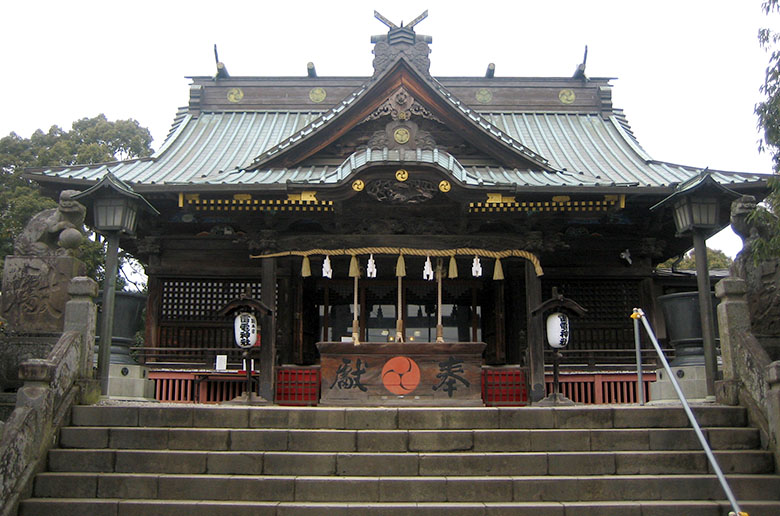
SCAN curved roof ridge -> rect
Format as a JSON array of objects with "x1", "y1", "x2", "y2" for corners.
[{"x1": 154, "y1": 107, "x2": 190, "y2": 156}]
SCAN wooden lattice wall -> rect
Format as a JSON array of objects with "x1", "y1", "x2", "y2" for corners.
[
  {"x1": 542, "y1": 278, "x2": 646, "y2": 367},
  {"x1": 149, "y1": 278, "x2": 263, "y2": 365}
]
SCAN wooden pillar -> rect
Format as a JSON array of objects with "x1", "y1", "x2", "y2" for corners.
[
  {"x1": 294, "y1": 278, "x2": 304, "y2": 363},
  {"x1": 275, "y1": 273, "x2": 293, "y2": 365},
  {"x1": 259, "y1": 257, "x2": 277, "y2": 402},
  {"x1": 494, "y1": 281, "x2": 506, "y2": 363},
  {"x1": 525, "y1": 261, "x2": 545, "y2": 402},
  {"x1": 471, "y1": 286, "x2": 478, "y2": 342},
  {"x1": 638, "y1": 277, "x2": 655, "y2": 368},
  {"x1": 359, "y1": 282, "x2": 367, "y2": 342},
  {"x1": 322, "y1": 285, "x2": 330, "y2": 341},
  {"x1": 505, "y1": 274, "x2": 526, "y2": 365},
  {"x1": 144, "y1": 275, "x2": 162, "y2": 365}
]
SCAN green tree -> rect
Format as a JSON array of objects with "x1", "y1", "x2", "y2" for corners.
[
  {"x1": 754, "y1": 0, "x2": 780, "y2": 257},
  {"x1": 658, "y1": 248, "x2": 733, "y2": 270},
  {"x1": 0, "y1": 115, "x2": 153, "y2": 284}
]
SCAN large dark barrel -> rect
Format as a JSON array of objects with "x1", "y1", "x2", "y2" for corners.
[
  {"x1": 96, "y1": 291, "x2": 146, "y2": 364},
  {"x1": 656, "y1": 291, "x2": 719, "y2": 367}
]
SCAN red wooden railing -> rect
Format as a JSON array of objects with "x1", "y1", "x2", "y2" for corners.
[
  {"x1": 544, "y1": 372, "x2": 656, "y2": 405},
  {"x1": 148, "y1": 367, "x2": 655, "y2": 405},
  {"x1": 148, "y1": 371, "x2": 259, "y2": 403}
]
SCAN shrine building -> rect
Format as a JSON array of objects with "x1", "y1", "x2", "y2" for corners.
[{"x1": 26, "y1": 13, "x2": 768, "y2": 405}]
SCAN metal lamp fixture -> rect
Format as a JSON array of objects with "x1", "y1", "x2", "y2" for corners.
[
  {"x1": 653, "y1": 171, "x2": 737, "y2": 237},
  {"x1": 671, "y1": 195, "x2": 719, "y2": 235},
  {"x1": 92, "y1": 197, "x2": 139, "y2": 234},
  {"x1": 74, "y1": 172, "x2": 156, "y2": 235}
]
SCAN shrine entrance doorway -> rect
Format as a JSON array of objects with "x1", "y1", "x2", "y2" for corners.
[
  {"x1": 288, "y1": 255, "x2": 535, "y2": 371},
  {"x1": 316, "y1": 278, "x2": 483, "y2": 345}
]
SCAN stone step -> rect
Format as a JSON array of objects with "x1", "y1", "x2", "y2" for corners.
[
  {"x1": 20, "y1": 404, "x2": 778, "y2": 516},
  {"x1": 32, "y1": 472, "x2": 780, "y2": 502},
  {"x1": 69, "y1": 404, "x2": 749, "y2": 430},
  {"x1": 18, "y1": 498, "x2": 780, "y2": 516},
  {"x1": 58, "y1": 426, "x2": 762, "y2": 452},
  {"x1": 46, "y1": 449, "x2": 775, "y2": 476}
]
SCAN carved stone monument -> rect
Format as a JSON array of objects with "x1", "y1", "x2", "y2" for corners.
[
  {"x1": 715, "y1": 195, "x2": 780, "y2": 466},
  {"x1": 1, "y1": 190, "x2": 87, "y2": 333},
  {"x1": 729, "y1": 195, "x2": 780, "y2": 358}
]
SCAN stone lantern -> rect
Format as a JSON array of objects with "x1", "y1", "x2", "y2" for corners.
[
  {"x1": 651, "y1": 171, "x2": 740, "y2": 397},
  {"x1": 73, "y1": 172, "x2": 158, "y2": 396}
]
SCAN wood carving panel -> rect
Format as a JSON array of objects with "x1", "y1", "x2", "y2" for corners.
[{"x1": 365, "y1": 179, "x2": 436, "y2": 204}]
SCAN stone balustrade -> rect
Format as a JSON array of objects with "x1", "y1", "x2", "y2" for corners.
[{"x1": 0, "y1": 277, "x2": 98, "y2": 516}]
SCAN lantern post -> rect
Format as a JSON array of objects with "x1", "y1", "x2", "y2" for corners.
[
  {"x1": 72, "y1": 172, "x2": 159, "y2": 396},
  {"x1": 217, "y1": 288, "x2": 273, "y2": 404},
  {"x1": 650, "y1": 172, "x2": 740, "y2": 398},
  {"x1": 531, "y1": 287, "x2": 587, "y2": 406}
]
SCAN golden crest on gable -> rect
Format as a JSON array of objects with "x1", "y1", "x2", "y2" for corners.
[
  {"x1": 309, "y1": 87, "x2": 327, "y2": 103},
  {"x1": 475, "y1": 89, "x2": 493, "y2": 104},
  {"x1": 227, "y1": 88, "x2": 244, "y2": 103}
]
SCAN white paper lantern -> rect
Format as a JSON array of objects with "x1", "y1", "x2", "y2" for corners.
[
  {"x1": 234, "y1": 312, "x2": 259, "y2": 349},
  {"x1": 546, "y1": 312, "x2": 570, "y2": 348}
]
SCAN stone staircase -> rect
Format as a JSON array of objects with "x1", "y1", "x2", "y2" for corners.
[{"x1": 18, "y1": 403, "x2": 780, "y2": 515}]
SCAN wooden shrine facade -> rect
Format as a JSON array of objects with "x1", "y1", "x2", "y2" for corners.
[{"x1": 27, "y1": 13, "x2": 768, "y2": 403}]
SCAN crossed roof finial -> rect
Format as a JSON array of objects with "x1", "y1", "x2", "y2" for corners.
[
  {"x1": 374, "y1": 10, "x2": 428, "y2": 31},
  {"x1": 371, "y1": 10, "x2": 432, "y2": 75}
]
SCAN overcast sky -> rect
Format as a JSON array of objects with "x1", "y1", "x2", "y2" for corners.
[{"x1": 1, "y1": 0, "x2": 774, "y2": 257}]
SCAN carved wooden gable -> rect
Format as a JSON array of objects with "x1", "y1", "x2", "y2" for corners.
[{"x1": 311, "y1": 85, "x2": 488, "y2": 165}]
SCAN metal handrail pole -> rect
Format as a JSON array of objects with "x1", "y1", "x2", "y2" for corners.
[
  {"x1": 632, "y1": 308, "x2": 743, "y2": 515},
  {"x1": 633, "y1": 315, "x2": 645, "y2": 405}
]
